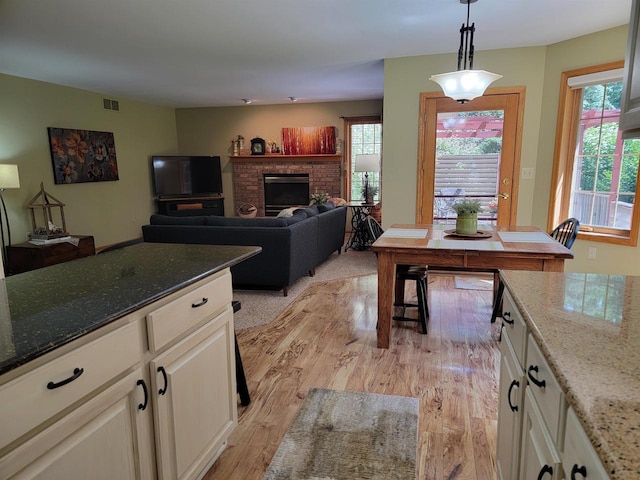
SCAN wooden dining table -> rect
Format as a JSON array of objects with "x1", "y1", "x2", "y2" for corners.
[{"x1": 371, "y1": 224, "x2": 574, "y2": 349}]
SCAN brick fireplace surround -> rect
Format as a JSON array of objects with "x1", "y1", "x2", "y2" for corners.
[{"x1": 232, "y1": 155, "x2": 342, "y2": 216}]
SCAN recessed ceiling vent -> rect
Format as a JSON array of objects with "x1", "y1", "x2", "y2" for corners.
[{"x1": 102, "y1": 98, "x2": 120, "y2": 111}]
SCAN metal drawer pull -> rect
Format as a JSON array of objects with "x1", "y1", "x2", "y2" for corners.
[
  {"x1": 502, "y1": 311, "x2": 514, "y2": 325},
  {"x1": 157, "y1": 366, "x2": 168, "y2": 395},
  {"x1": 537, "y1": 465, "x2": 553, "y2": 479},
  {"x1": 47, "y1": 367, "x2": 84, "y2": 390},
  {"x1": 507, "y1": 379, "x2": 519, "y2": 412},
  {"x1": 527, "y1": 365, "x2": 546, "y2": 388},
  {"x1": 571, "y1": 464, "x2": 587, "y2": 479},
  {"x1": 137, "y1": 379, "x2": 148, "y2": 410},
  {"x1": 191, "y1": 297, "x2": 208, "y2": 308}
]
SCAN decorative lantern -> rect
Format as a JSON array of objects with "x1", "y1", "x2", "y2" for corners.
[{"x1": 27, "y1": 182, "x2": 68, "y2": 239}]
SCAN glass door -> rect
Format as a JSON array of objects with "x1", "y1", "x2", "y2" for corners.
[{"x1": 417, "y1": 90, "x2": 524, "y2": 226}]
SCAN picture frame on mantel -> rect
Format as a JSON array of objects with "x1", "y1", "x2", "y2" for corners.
[
  {"x1": 282, "y1": 126, "x2": 336, "y2": 155},
  {"x1": 47, "y1": 127, "x2": 119, "y2": 184}
]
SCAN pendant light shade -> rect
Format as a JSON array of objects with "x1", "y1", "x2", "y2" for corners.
[{"x1": 430, "y1": 0, "x2": 502, "y2": 103}]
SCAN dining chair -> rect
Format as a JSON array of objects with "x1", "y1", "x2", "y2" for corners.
[
  {"x1": 490, "y1": 218, "x2": 580, "y2": 324},
  {"x1": 365, "y1": 216, "x2": 429, "y2": 334}
]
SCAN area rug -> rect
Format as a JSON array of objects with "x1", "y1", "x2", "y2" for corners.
[
  {"x1": 263, "y1": 388, "x2": 418, "y2": 480},
  {"x1": 454, "y1": 275, "x2": 494, "y2": 291},
  {"x1": 233, "y1": 248, "x2": 377, "y2": 330}
]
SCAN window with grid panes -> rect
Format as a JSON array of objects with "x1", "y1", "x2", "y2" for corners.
[{"x1": 349, "y1": 122, "x2": 382, "y2": 202}]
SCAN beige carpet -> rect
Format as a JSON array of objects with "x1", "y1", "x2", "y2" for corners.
[
  {"x1": 263, "y1": 388, "x2": 418, "y2": 480},
  {"x1": 233, "y1": 248, "x2": 378, "y2": 330}
]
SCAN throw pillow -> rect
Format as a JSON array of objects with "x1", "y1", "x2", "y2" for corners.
[
  {"x1": 317, "y1": 201, "x2": 336, "y2": 212},
  {"x1": 276, "y1": 207, "x2": 295, "y2": 218},
  {"x1": 331, "y1": 197, "x2": 347, "y2": 206}
]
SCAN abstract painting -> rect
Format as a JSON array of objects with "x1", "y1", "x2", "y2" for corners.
[
  {"x1": 282, "y1": 126, "x2": 336, "y2": 155},
  {"x1": 48, "y1": 127, "x2": 119, "y2": 184}
]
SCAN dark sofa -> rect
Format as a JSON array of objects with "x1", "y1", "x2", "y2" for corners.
[{"x1": 142, "y1": 203, "x2": 347, "y2": 295}]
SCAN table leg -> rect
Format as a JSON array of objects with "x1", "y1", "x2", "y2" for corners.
[{"x1": 377, "y1": 252, "x2": 394, "y2": 349}]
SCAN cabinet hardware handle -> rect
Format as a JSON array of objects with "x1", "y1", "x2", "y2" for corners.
[
  {"x1": 537, "y1": 465, "x2": 553, "y2": 479},
  {"x1": 527, "y1": 365, "x2": 546, "y2": 389},
  {"x1": 47, "y1": 367, "x2": 84, "y2": 390},
  {"x1": 507, "y1": 379, "x2": 519, "y2": 412},
  {"x1": 191, "y1": 298, "x2": 208, "y2": 308},
  {"x1": 571, "y1": 464, "x2": 587, "y2": 479},
  {"x1": 502, "y1": 311, "x2": 514, "y2": 325},
  {"x1": 137, "y1": 379, "x2": 148, "y2": 410},
  {"x1": 157, "y1": 366, "x2": 168, "y2": 395}
]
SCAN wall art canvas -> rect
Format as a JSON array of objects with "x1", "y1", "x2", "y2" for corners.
[
  {"x1": 47, "y1": 127, "x2": 119, "y2": 184},
  {"x1": 282, "y1": 126, "x2": 336, "y2": 155}
]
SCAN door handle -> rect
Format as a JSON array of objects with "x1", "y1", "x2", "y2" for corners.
[{"x1": 497, "y1": 192, "x2": 510, "y2": 199}]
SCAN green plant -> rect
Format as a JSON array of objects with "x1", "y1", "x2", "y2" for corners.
[
  {"x1": 310, "y1": 192, "x2": 330, "y2": 205},
  {"x1": 362, "y1": 184, "x2": 379, "y2": 199},
  {"x1": 452, "y1": 198, "x2": 482, "y2": 214}
]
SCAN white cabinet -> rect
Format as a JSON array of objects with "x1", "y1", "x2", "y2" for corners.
[
  {"x1": 562, "y1": 407, "x2": 609, "y2": 480},
  {"x1": 496, "y1": 333, "x2": 525, "y2": 480},
  {"x1": 0, "y1": 368, "x2": 155, "y2": 480},
  {"x1": 150, "y1": 308, "x2": 236, "y2": 480}
]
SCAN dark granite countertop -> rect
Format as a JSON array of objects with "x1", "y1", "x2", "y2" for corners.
[{"x1": 0, "y1": 243, "x2": 261, "y2": 376}]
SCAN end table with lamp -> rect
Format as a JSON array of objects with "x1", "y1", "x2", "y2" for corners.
[{"x1": 345, "y1": 202, "x2": 376, "y2": 251}]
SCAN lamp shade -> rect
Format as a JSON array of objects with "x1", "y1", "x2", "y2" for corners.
[
  {"x1": 0, "y1": 165, "x2": 20, "y2": 189},
  {"x1": 354, "y1": 154, "x2": 380, "y2": 173},
  {"x1": 430, "y1": 70, "x2": 503, "y2": 103}
]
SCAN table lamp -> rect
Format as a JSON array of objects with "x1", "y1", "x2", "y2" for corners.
[
  {"x1": 354, "y1": 154, "x2": 380, "y2": 203},
  {"x1": 0, "y1": 165, "x2": 20, "y2": 276}
]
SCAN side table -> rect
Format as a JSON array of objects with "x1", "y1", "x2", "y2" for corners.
[
  {"x1": 7, "y1": 235, "x2": 95, "y2": 274},
  {"x1": 345, "y1": 202, "x2": 375, "y2": 251}
]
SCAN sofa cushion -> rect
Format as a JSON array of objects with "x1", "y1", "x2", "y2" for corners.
[
  {"x1": 317, "y1": 201, "x2": 336, "y2": 212},
  {"x1": 276, "y1": 207, "x2": 295, "y2": 218},
  {"x1": 285, "y1": 212, "x2": 308, "y2": 225},
  {"x1": 150, "y1": 214, "x2": 208, "y2": 226},
  {"x1": 206, "y1": 216, "x2": 288, "y2": 227},
  {"x1": 295, "y1": 205, "x2": 319, "y2": 217}
]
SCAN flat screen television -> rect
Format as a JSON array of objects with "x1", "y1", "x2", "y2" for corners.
[{"x1": 151, "y1": 155, "x2": 222, "y2": 198}]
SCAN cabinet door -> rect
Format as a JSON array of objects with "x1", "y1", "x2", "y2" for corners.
[
  {"x1": 151, "y1": 308, "x2": 236, "y2": 480},
  {"x1": 496, "y1": 334, "x2": 525, "y2": 480},
  {"x1": 519, "y1": 390, "x2": 562, "y2": 480},
  {"x1": 0, "y1": 369, "x2": 155, "y2": 480},
  {"x1": 563, "y1": 407, "x2": 609, "y2": 480}
]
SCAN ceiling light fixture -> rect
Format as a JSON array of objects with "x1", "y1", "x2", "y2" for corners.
[
  {"x1": 289, "y1": 96, "x2": 298, "y2": 102},
  {"x1": 242, "y1": 98, "x2": 252, "y2": 104},
  {"x1": 429, "y1": 0, "x2": 502, "y2": 104}
]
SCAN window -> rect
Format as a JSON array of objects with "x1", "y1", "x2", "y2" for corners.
[
  {"x1": 550, "y1": 62, "x2": 640, "y2": 245},
  {"x1": 343, "y1": 116, "x2": 382, "y2": 202}
]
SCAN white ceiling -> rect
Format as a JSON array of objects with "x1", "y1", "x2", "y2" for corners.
[{"x1": 0, "y1": 0, "x2": 632, "y2": 108}]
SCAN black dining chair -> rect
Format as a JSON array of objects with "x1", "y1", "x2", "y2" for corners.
[
  {"x1": 491, "y1": 218, "x2": 580, "y2": 324},
  {"x1": 365, "y1": 216, "x2": 429, "y2": 334}
]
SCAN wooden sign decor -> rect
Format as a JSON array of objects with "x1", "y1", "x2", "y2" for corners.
[{"x1": 282, "y1": 126, "x2": 336, "y2": 155}]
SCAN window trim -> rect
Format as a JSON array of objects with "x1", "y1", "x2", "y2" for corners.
[
  {"x1": 548, "y1": 60, "x2": 640, "y2": 246},
  {"x1": 343, "y1": 115, "x2": 382, "y2": 202}
]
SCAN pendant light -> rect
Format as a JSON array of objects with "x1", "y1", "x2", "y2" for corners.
[{"x1": 430, "y1": 0, "x2": 502, "y2": 103}]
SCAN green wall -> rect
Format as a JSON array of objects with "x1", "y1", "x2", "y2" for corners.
[
  {"x1": 382, "y1": 25, "x2": 639, "y2": 274},
  {"x1": 175, "y1": 100, "x2": 383, "y2": 215},
  {"x1": 0, "y1": 73, "x2": 178, "y2": 248}
]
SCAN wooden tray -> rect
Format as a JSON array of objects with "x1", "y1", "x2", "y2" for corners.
[{"x1": 444, "y1": 229, "x2": 492, "y2": 239}]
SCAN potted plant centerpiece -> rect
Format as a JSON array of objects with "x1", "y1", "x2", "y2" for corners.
[
  {"x1": 362, "y1": 184, "x2": 379, "y2": 204},
  {"x1": 452, "y1": 198, "x2": 483, "y2": 235}
]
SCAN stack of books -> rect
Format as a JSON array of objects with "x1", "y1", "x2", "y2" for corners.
[{"x1": 28, "y1": 235, "x2": 72, "y2": 246}]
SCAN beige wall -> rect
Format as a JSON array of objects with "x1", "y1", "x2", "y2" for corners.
[
  {"x1": 0, "y1": 73, "x2": 178, "y2": 248},
  {"x1": 382, "y1": 26, "x2": 638, "y2": 274},
  {"x1": 174, "y1": 100, "x2": 383, "y2": 215}
]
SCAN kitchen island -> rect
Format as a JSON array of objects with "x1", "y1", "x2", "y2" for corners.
[
  {"x1": 498, "y1": 270, "x2": 639, "y2": 480},
  {"x1": 0, "y1": 243, "x2": 261, "y2": 480}
]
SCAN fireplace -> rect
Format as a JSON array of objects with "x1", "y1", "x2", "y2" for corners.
[{"x1": 263, "y1": 173, "x2": 309, "y2": 216}]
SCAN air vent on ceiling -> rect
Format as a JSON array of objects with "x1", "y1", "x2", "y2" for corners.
[{"x1": 102, "y1": 98, "x2": 120, "y2": 111}]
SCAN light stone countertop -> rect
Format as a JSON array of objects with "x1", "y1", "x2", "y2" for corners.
[{"x1": 502, "y1": 270, "x2": 640, "y2": 480}]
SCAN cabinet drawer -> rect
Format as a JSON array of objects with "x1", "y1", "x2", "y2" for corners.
[
  {"x1": 563, "y1": 407, "x2": 609, "y2": 479},
  {"x1": 0, "y1": 321, "x2": 141, "y2": 450},
  {"x1": 146, "y1": 270, "x2": 232, "y2": 352},
  {"x1": 525, "y1": 334, "x2": 565, "y2": 446},
  {"x1": 501, "y1": 289, "x2": 527, "y2": 368}
]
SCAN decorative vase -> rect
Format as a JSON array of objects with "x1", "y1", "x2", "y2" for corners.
[{"x1": 456, "y1": 213, "x2": 478, "y2": 235}]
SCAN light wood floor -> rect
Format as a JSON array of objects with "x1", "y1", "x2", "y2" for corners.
[{"x1": 204, "y1": 273, "x2": 501, "y2": 480}]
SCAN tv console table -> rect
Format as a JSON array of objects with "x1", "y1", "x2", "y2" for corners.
[{"x1": 156, "y1": 196, "x2": 224, "y2": 217}]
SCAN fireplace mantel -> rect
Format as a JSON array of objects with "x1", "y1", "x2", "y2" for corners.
[{"x1": 230, "y1": 154, "x2": 341, "y2": 163}]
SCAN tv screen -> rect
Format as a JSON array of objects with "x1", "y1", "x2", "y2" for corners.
[{"x1": 152, "y1": 156, "x2": 222, "y2": 197}]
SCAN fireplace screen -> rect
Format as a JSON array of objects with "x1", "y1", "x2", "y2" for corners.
[{"x1": 264, "y1": 173, "x2": 310, "y2": 216}]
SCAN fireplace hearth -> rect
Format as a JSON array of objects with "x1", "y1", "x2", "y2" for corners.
[{"x1": 263, "y1": 173, "x2": 309, "y2": 216}]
